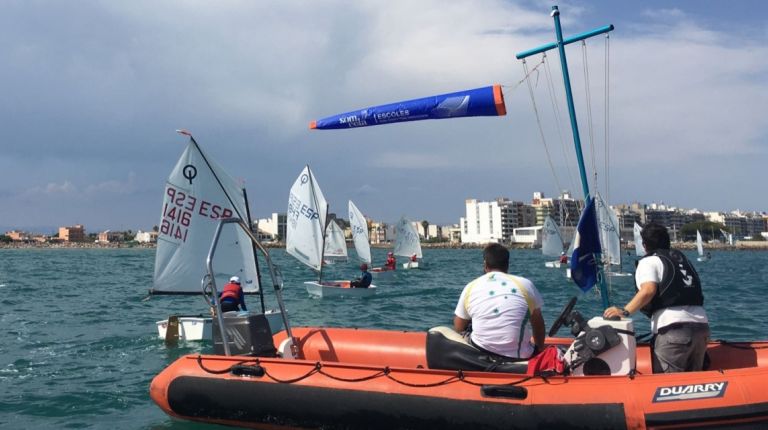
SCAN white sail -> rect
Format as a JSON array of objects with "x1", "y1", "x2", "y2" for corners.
[
  {"x1": 393, "y1": 216, "x2": 422, "y2": 259},
  {"x1": 633, "y1": 222, "x2": 646, "y2": 257},
  {"x1": 541, "y1": 215, "x2": 565, "y2": 257},
  {"x1": 286, "y1": 166, "x2": 328, "y2": 271},
  {"x1": 696, "y1": 230, "x2": 705, "y2": 257},
  {"x1": 595, "y1": 193, "x2": 621, "y2": 266},
  {"x1": 348, "y1": 200, "x2": 371, "y2": 264},
  {"x1": 324, "y1": 220, "x2": 348, "y2": 262},
  {"x1": 152, "y1": 140, "x2": 259, "y2": 294},
  {"x1": 720, "y1": 229, "x2": 733, "y2": 246}
]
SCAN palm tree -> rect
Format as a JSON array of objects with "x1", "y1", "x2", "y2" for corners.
[{"x1": 421, "y1": 220, "x2": 429, "y2": 240}]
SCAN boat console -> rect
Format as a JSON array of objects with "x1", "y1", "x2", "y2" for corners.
[{"x1": 561, "y1": 312, "x2": 636, "y2": 376}]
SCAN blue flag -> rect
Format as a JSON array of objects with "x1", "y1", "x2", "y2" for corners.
[
  {"x1": 570, "y1": 197, "x2": 602, "y2": 292},
  {"x1": 310, "y1": 85, "x2": 506, "y2": 130}
]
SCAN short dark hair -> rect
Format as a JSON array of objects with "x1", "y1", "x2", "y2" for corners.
[
  {"x1": 641, "y1": 222, "x2": 670, "y2": 253},
  {"x1": 483, "y1": 243, "x2": 509, "y2": 272}
]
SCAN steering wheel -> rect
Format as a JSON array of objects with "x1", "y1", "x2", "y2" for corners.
[{"x1": 548, "y1": 296, "x2": 578, "y2": 337}]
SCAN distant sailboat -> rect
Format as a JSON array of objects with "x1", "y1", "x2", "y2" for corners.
[
  {"x1": 595, "y1": 193, "x2": 632, "y2": 278},
  {"x1": 287, "y1": 166, "x2": 376, "y2": 298},
  {"x1": 394, "y1": 216, "x2": 424, "y2": 270},
  {"x1": 349, "y1": 201, "x2": 393, "y2": 278},
  {"x1": 633, "y1": 222, "x2": 645, "y2": 257},
  {"x1": 323, "y1": 220, "x2": 348, "y2": 264},
  {"x1": 154, "y1": 131, "x2": 282, "y2": 341},
  {"x1": 696, "y1": 230, "x2": 711, "y2": 262},
  {"x1": 542, "y1": 215, "x2": 566, "y2": 268},
  {"x1": 720, "y1": 229, "x2": 734, "y2": 246}
]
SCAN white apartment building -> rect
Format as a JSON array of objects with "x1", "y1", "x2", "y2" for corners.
[{"x1": 460, "y1": 199, "x2": 506, "y2": 244}]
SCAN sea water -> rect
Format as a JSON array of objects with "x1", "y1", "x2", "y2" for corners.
[{"x1": 1, "y1": 247, "x2": 767, "y2": 429}]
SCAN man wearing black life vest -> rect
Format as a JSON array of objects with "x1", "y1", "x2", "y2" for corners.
[
  {"x1": 219, "y1": 276, "x2": 247, "y2": 312},
  {"x1": 604, "y1": 222, "x2": 710, "y2": 373}
]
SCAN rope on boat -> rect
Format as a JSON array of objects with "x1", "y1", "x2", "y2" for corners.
[
  {"x1": 543, "y1": 53, "x2": 578, "y2": 195},
  {"x1": 523, "y1": 58, "x2": 564, "y2": 194},
  {"x1": 194, "y1": 355, "x2": 541, "y2": 388}
]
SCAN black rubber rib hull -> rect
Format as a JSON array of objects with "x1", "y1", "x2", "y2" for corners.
[
  {"x1": 167, "y1": 376, "x2": 628, "y2": 429},
  {"x1": 645, "y1": 402, "x2": 768, "y2": 429}
]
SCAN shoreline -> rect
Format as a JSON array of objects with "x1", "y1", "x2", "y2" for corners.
[{"x1": 2, "y1": 241, "x2": 767, "y2": 250}]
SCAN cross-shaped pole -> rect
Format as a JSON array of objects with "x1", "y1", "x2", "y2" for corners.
[{"x1": 516, "y1": 6, "x2": 614, "y2": 307}]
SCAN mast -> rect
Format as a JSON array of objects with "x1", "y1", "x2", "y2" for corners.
[
  {"x1": 516, "y1": 6, "x2": 614, "y2": 307},
  {"x1": 242, "y1": 188, "x2": 266, "y2": 313}
]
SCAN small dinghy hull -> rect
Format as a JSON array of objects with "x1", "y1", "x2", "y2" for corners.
[{"x1": 304, "y1": 281, "x2": 377, "y2": 298}]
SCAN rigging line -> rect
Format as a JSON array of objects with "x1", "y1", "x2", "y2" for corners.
[
  {"x1": 604, "y1": 34, "x2": 611, "y2": 205},
  {"x1": 580, "y1": 40, "x2": 598, "y2": 195},
  {"x1": 542, "y1": 54, "x2": 579, "y2": 199},
  {"x1": 522, "y1": 58, "x2": 563, "y2": 196}
]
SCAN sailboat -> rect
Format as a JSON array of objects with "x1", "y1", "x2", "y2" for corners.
[
  {"x1": 323, "y1": 219, "x2": 348, "y2": 264},
  {"x1": 287, "y1": 166, "x2": 376, "y2": 298},
  {"x1": 633, "y1": 222, "x2": 645, "y2": 257},
  {"x1": 349, "y1": 201, "x2": 393, "y2": 279},
  {"x1": 696, "y1": 229, "x2": 711, "y2": 262},
  {"x1": 595, "y1": 193, "x2": 632, "y2": 278},
  {"x1": 720, "y1": 228, "x2": 734, "y2": 246},
  {"x1": 394, "y1": 216, "x2": 424, "y2": 269},
  {"x1": 153, "y1": 131, "x2": 283, "y2": 341},
  {"x1": 541, "y1": 215, "x2": 566, "y2": 268}
]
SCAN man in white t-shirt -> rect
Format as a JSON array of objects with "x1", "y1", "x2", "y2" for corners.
[
  {"x1": 454, "y1": 243, "x2": 545, "y2": 359},
  {"x1": 604, "y1": 222, "x2": 709, "y2": 373}
]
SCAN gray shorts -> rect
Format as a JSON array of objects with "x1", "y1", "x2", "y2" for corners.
[{"x1": 652, "y1": 322, "x2": 710, "y2": 373}]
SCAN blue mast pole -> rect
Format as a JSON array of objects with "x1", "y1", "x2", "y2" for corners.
[
  {"x1": 552, "y1": 6, "x2": 590, "y2": 202},
  {"x1": 515, "y1": 5, "x2": 614, "y2": 308}
]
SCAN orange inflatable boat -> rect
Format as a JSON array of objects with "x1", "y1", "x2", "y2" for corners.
[{"x1": 151, "y1": 312, "x2": 768, "y2": 429}]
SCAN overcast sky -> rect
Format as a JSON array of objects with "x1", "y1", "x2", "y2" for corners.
[{"x1": 1, "y1": 0, "x2": 766, "y2": 233}]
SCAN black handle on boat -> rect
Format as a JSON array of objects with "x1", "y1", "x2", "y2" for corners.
[{"x1": 481, "y1": 385, "x2": 528, "y2": 400}]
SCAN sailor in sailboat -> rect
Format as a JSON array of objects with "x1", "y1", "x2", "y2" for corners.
[
  {"x1": 603, "y1": 222, "x2": 709, "y2": 373},
  {"x1": 385, "y1": 252, "x2": 397, "y2": 270},
  {"x1": 219, "y1": 276, "x2": 247, "y2": 312},
  {"x1": 350, "y1": 263, "x2": 373, "y2": 288},
  {"x1": 559, "y1": 251, "x2": 568, "y2": 264}
]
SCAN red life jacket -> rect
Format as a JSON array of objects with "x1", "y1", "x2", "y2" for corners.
[
  {"x1": 526, "y1": 345, "x2": 566, "y2": 376},
  {"x1": 220, "y1": 282, "x2": 241, "y2": 301}
]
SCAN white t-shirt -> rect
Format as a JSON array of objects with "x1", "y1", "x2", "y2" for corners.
[
  {"x1": 454, "y1": 271, "x2": 544, "y2": 358},
  {"x1": 635, "y1": 255, "x2": 708, "y2": 333}
]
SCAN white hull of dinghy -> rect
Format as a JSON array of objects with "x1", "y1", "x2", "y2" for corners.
[
  {"x1": 370, "y1": 268, "x2": 396, "y2": 279},
  {"x1": 304, "y1": 281, "x2": 377, "y2": 298},
  {"x1": 156, "y1": 310, "x2": 285, "y2": 341},
  {"x1": 545, "y1": 261, "x2": 562, "y2": 268},
  {"x1": 401, "y1": 261, "x2": 424, "y2": 269}
]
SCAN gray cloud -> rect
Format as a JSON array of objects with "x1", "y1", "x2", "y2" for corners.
[{"x1": 0, "y1": 1, "x2": 765, "y2": 232}]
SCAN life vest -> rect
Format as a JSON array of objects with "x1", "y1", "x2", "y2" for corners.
[
  {"x1": 385, "y1": 257, "x2": 396, "y2": 268},
  {"x1": 526, "y1": 345, "x2": 566, "y2": 376},
  {"x1": 640, "y1": 249, "x2": 703, "y2": 317},
  {"x1": 220, "y1": 282, "x2": 241, "y2": 302}
]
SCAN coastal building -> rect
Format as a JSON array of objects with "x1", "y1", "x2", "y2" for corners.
[
  {"x1": 460, "y1": 199, "x2": 505, "y2": 244},
  {"x1": 440, "y1": 224, "x2": 461, "y2": 243},
  {"x1": 97, "y1": 230, "x2": 123, "y2": 243},
  {"x1": 256, "y1": 213, "x2": 287, "y2": 241},
  {"x1": 135, "y1": 230, "x2": 158, "y2": 243},
  {"x1": 370, "y1": 221, "x2": 388, "y2": 244},
  {"x1": 531, "y1": 191, "x2": 581, "y2": 227},
  {"x1": 5, "y1": 230, "x2": 31, "y2": 242},
  {"x1": 59, "y1": 225, "x2": 85, "y2": 242}
]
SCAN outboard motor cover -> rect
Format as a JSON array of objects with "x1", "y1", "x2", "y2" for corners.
[{"x1": 213, "y1": 313, "x2": 277, "y2": 357}]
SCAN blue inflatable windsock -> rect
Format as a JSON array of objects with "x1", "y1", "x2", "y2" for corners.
[
  {"x1": 310, "y1": 84, "x2": 506, "y2": 130},
  {"x1": 570, "y1": 197, "x2": 602, "y2": 292}
]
